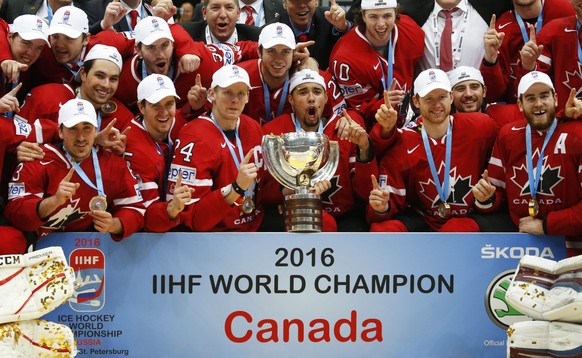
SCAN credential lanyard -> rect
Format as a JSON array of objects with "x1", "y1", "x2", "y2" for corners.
[
  {"x1": 143, "y1": 118, "x2": 174, "y2": 197},
  {"x1": 577, "y1": 20, "x2": 582, "y2": 64},
  {"x1": 64, "y1": 147, "x2": 106, "y2": 198},
  {"x1": 421, "y1": 121, "x2": 452, "y2": 204},
  {"x1": 526, "y1": 119, "x2": 557, "y2": 200}
]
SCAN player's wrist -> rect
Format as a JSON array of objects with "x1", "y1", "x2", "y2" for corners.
[{"x1": 231, "y1": 181, "x2": 245, "y2": 196}]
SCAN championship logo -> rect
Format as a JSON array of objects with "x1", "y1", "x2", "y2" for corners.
[
  {"x1": 484, "y1": 270, "x2": 532, "y2": 329},
  {"x1": 276, "y1": 25, "x2": 283, "y2": 37},
  {"x1": 36, "y1": 19, "x2": 43, "y2": 31},
  {"x1": 68, "y1": 248, "x2": 105, "y2": 312},
  {"x1": 77, "y1": 101, "x2": 85, "y2": 114},
  {"x1": 62, "y1": 10, "x2": 70, "y2": 24}
]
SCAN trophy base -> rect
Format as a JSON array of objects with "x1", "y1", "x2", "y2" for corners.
[{"x1": 284, "y1": 193, "x2": 322, "y2": 232}]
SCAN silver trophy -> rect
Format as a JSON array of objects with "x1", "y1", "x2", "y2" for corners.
[{"x1": 262, "y1": 132, "x2": 339, "y2": 232}]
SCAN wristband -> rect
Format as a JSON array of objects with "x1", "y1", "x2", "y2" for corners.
[{"x1": 232, "y1": 181, "x2": 245, "y2": 196}]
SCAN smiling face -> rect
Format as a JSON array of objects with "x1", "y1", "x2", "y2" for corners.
[
  {"x1": 451, "y1": 80, "x2": 486, "y2": 113},
  {"x1": 59, "y1": 122, "x2": 96, "y2": 162},
  {"x1": 289, "y1": 82, "x2": 327, "y2": 130},
  {"x1": 8, "y1": 33, "x2": 46, "y2": 68},
  {"x1": 518, "y1": 83, "x2": 557, "y2": 131},
  {"x1": 80, "y1": 59, "x2": 120, "y2": 108},
  {"x1": 283, "y1": 0, "x2": 318, "y2": 32},
  {"x1": 259, "y1": 44, "x2": 293, "y2": 85},
  {"x1": 137, "y1": 38, "x2": 174, "y2": 76},
  {"x1": 362, "y1": 8, "x2": 396, "y2": 47},
  {"x1": 203, "y1": 0, "x2": 240, "y2": 43},
  {"x1": 413, "y1": 88, "x2": 453, "y2": 125},
  {"x1": 138, "y1": 96, "x2": 177, "y2": 142},
  {"x1": 50, "y1": 32, "x2": 88, "y2": 64}
]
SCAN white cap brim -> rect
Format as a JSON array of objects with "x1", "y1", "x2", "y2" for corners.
[
  {"x1": 140, "y1": 33, "x2": 174, "y2": 46},
  {"x1": 261, "y1": 39, "x2": 295, "y2": 50},
  {"x1": 49, "y1": 26, "x2": 82, "y2": 39},
  {"x1": 17, "y1": 31, "x2": 50, "y2": 46},
  {"x1": 61, "y1": 117, "x2": 97, "y2": 128},
  {"x1": 144, "y1": 91, "x2": 180, "y2": 104},
  {"x1": 417, "y1": 83, "x2": 451, "y2": 97}
]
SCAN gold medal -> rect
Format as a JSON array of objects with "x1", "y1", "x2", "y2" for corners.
[
  {"x1": 528, "y1": 198, "x2": 539, "y2": 217},
  {"x1": 437, "y1": 202, "x2": 451, "y2": 219},
  {"x1": 101, "y1": 100, "x2": 117, "y2": 114},
  {"x1": 241, "y1": 196, "x2": 255, "y2": 215},
  {"x1": 89, "y1": 196, "x2": 107, "y2": 212}
]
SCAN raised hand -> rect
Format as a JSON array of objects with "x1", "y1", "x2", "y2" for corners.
[
  {"x1": 100, "y1": 0, "x2": 127, "y2": 30},
  {"x1": 564, "y1": 88, "x2": 582, "y2": 119},
  {"x1": 16, "y1": 141, "x2": 44, "y2": 163},
  {"x1": 375, "y1": 89, "x2": 398, "y2": 135},
  {"x1": 310, "y1": 179, "x2": 331, "y2": 195},
  {"x1": 324, "y1": 0, "x2": 348, "y2": 31},
  {"x1": 167, "y1": 173, "x2": 195, "y2": 219},
  {"x1": 519, "y1": 23, "x2": 543, "y2": 71},
  {"x1": 343, "y1": 109, "x2": 369, "y2": 149},
  {"x1": 472, "y1": 169, "x2": 496, "y2": 203},
  {"x1": 235, "y1": 149, "x2": 258, "y2": 191},
  {"x1": 483, "y1": 14, "x2": 505, "y2": 64},
  {"x1": 293, "y1": 40, "x2": 315, "y2": 66},
  {"x1": 56, "y1": 167, "x2": 80, "y2": 206},
  {"x1": 187, "y1": 74, "x2": 208, "y2": 111},
  {"x1": 0, "y1": 82, "x2": 22, "y2": 113},
  {"x1": 369, "y1": 174, "x2": 390, "y2": 213}
]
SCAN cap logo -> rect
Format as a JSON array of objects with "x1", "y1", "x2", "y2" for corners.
[
  {"x1": 76, "y1": 101, "x2": 85, "y2": 114},
  {"x1": 428, "y1": 70, "x2": 437, "y2": 83},
  {"x1": 304, "y1": 73, "x2": 314, "y2": 80},
  {"x1": 156, "y1": 76, "x2": 168, "y2": 89},
  {"x1": 233, "y1": 66, "x2": 240, "y2": 77},
  {"x1": 531, "y1": 72, "x2": 539, "y2": 79},
  {"x1": 276, "y1": 25, "x2": 283, "y2": 37},
  {"x1": 62, "y1": 10, "x2": 70, "y2": 24},
  {"x1": 458, "y1": 72, "x2": 469, "y2": 80},
  {"x1": 152, "y1": 18, "x2": 160, "y2": 31},
  {"x1": 374, "y1": 0, "x2": 386, "y2": 6},
  {"x1": 35, "y1": 19, "x2": 43, "y2": 31},
  {"x1": 109, "y1": 52, "x2": 119, "y2": 62}
]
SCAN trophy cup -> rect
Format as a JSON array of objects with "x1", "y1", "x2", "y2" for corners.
[{"x1": 262, "y1": 132, "x2": 339, "y2": 232}]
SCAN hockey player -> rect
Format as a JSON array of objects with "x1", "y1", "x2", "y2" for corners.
[
  {"x1": 368, "y1": 69, "x2": 498, "y2": 232},
  {"x1": 473, "y1": 71, "x2": 582, "y2": 257},
  {"x1": 124, "y1": 74, "x2": 194, "y2": 232},
  {"x1": 262, "y1": 69, "x2": 377, "y2": 231},
  {"x1": 168, "y1": 65, "x2": 264, "y2": 231},
  {"x1": 328, "y1": 0, "x2": 424, "y2": 129},
  {"x1": 4, "y1": 99, "x2": 144, "y2": 241}
]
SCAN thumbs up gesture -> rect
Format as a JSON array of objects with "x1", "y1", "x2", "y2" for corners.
[
  {"x1": 472, "y1": 169, "x2": 496, "y2": 204},
  {"x1": 369, "y1": 174, "x2": 390, "y2": 213}
]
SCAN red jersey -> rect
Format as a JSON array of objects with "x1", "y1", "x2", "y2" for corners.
[
  {"x1": 262, "y1": 112, "x2": 377, "y2": 217},
  {"x1": 124, "y1": 115, "x2": 187, "y2": 232},
  {"x1": 483, "y1": 120, "x2": 582, "y2": 250},
  {"x1": 514, "y1": 15, "x2": 582, "y2": 112},
  {"x1": 18, "y1": 83, "x2": 133, "y2": 135},
  {"x1": 115, "y1": 42, "x2": 239, "y2": 113},
  {"x1": 168, "y1": 114, "x2": 264, "y2": 231},
  {"x1": 368, "y1": 113, "x2": 498, "y2": 230},
  {"x1": 5, "y1": 144, "x2": 144, "y2": 240},
  {"x1": 328, "y1": 17, "x2": 424, "y2": 128},
  {"x1": 480, "y1": 0, "x2": 574, "y2": 103}
]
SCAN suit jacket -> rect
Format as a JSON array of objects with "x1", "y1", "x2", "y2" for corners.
[
  {"x1": 347, "y1": 0, "x2": 513, "y2": 26},
  {"x1": 191, "y1": 0, "x2": 283, "y2": 25},
  {"x1": 88, "y1": 0, "x2": 154, "y2": 35},
  {"x1": 275, "y1": 7, "x2": 345, "y2": 70},
  {"x1": 179, "y1": 21, "x2": 261, "y2": 42}
]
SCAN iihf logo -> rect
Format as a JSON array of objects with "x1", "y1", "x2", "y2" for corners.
[
  {"x1": 77, "y1": 101, "x2": 85, "y2": 113},
  {"x1": 152, "y1": 18, "x2": 160, "y2": 30},
  {"x1": 68, "y1": 248, "x2": 106, "y2": 312},
  {"x1": 428, "y1": 70, "x2": 437, "y2": 82},
  {"x1": 35, "y1": 19, "x2": 43, "y2": 31},
  {"x1": 233, "y1": 66, "x2": 240, "y2": 77},
  {"x1": 62, "y1": 10, "x2": 70, "y2": 24},
  {"x1": 157, "y1": 76, "x2": 166, "y2": 88},
  {"x1": 531, "y1": 71, "x2": 539, "y2": 79},
  {"x1": 276, "y1": 25, "x2": 283, "y2": 37}
]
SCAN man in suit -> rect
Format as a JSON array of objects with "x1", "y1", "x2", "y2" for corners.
[
  {"x1": 192, "y1": 0, "x2": 283, "y2": 26},
  {"x1": 179, "y1": 0, "x2": 261, "y2": 43}
]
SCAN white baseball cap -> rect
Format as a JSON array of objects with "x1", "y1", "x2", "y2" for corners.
[
  {"x1": 134, "y1": 16, "x2": 174, "y2": 46},
  {"x1": 414, "y1": 69, "x2": 452, "y2": 97},
  {"x1": 9, "y1": 15, "x2": 49, "y2": 46},
  {"x1": 517, "y1": 71, "x2": 554, "y2": 97},
  {"x1": 259, "y1": 22, "x2": 296, "y2": 50},
  {"x1": 58, "y1": 99, "x2": 97, "y2": 128},
  {"x1": 448, "y1": 66, "x2": 484, "y2": 88},
  {"x1": 49, "y1": 6, "x2": 89, "y2": 38},
  {"x1": 83, "y1": 44, "x2": 123, "y2": 71},
  {"x1": 361, "y1": 0, "x2": 397, "y2": 10},
  {"x1": 289, "y1": 69, "x2": 326, "y2": 93},
  {"x1": 211, "y1": 65, "x2": 251, "y2": 89},
  {"x1": 137, "y1": 74, "x2": 180, "y2": 103}
]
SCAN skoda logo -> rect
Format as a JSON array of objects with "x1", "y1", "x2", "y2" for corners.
[{"x1": 484, "y1": 270, "x2": 532, "y2": 329}]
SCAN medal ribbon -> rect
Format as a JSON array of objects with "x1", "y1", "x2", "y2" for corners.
[
  {"x1": 378, "y1": 36, "x2": 394, "y2": 91},
  {"x1": 141, "y1": 59, "x2": 175, "y2": 82},
  {"x1": 64, "y1": 147, "x2": 106, "y2": 198},
  {"x1": 210, "y1": 114, "x2": 249, "y2": 197},
  {"x1": 46, "y1": 0, "x2": 54, "y2": 24},
  {"x1": 422, "y1": 121, "x2": 452, "y2": 206},
  {"x1": 577, "y1": 20, "x2": 582, "y2": 64},
  {"x1": 525, "y1": 119, "x2": 557, "y2": 200},
  {"x1": 142, "y1": 118, "x2": 174, "y2": 199},
  {"x1": 293, "y1": 113, "x2": 323, "y2": 133},
  {"x1": 262, "y1": 73, "x2": 289, "y2": 123},
  {"x1": 515, "y1": 1, "x2": 543, "y2": 44}
]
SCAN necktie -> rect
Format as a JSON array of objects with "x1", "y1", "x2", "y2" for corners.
[
  {"x1": 129, "y1": 9, "x2": 139, "y2": 30},
  {"x1": 297, "y1": 33, "x2": 308, "y2": 43},
  {"x1": 439, "y1": 8, "x2": 457, "y2": 72},
  {"x1": 243, "y1": 6, "x2": 255, "y2": 26}
]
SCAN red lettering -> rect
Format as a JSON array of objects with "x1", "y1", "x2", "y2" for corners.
[
  {"x1": 334, "y1": 310, "x2": 357, "y2": 342},
  {"x1": 224, "y1": 310, "x2": 252, "y2": 343}
]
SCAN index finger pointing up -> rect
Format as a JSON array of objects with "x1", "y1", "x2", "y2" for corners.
[{"x1": 489, "y1": 14, "x2": 496, "y2": 31}]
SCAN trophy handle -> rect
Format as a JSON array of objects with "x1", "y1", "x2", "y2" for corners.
[
  {"x1": 310, "y1": 141, "x2": 339, "y2": 184},
  {"x1": 261, "y1": 135, "x2": 297, "y2": 190}
]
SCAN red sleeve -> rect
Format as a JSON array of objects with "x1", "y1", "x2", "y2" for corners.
[
  {"x1": 4, "y1": 161, "x2": 47, "y2": 231},
  {"x1": 143, "y1": 201, "x2": 185, "y2": 232},
  {"x1": 170, "y1": 23, "x2": 201, "y2": 60},
  {"x1": 90, "y1": 30, "x2": 136, "y2": 59},
  {"x1": 0, "y1": 19, "x2": 13, "y2": 64},
  {"x1": 480, "y1": 59, "x2": 509, "y2": 103},
  {"x1": 107, "y1": 158, "x2": 145, "y2": 240}
]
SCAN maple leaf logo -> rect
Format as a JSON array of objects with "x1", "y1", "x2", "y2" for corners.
[
  {"x1": 419, "y1": 166, "x2": 472, "y2": 208},
  {"x1": 510, "y1": 156, "x2": 564, "y2": 197},
  {"x1": 562, "y1": 62, "x2": 582, "y2": 98},
  {"x1": 42, "y1": 198, "x2": 88, "y2": 230},
  {"x1": 321, "y1": 175, "x2": 342, "y2": 205}
]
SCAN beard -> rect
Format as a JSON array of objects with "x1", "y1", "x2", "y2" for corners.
[{"x1": 527, "y1": 106, "x2": 556, "y2": 131}]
